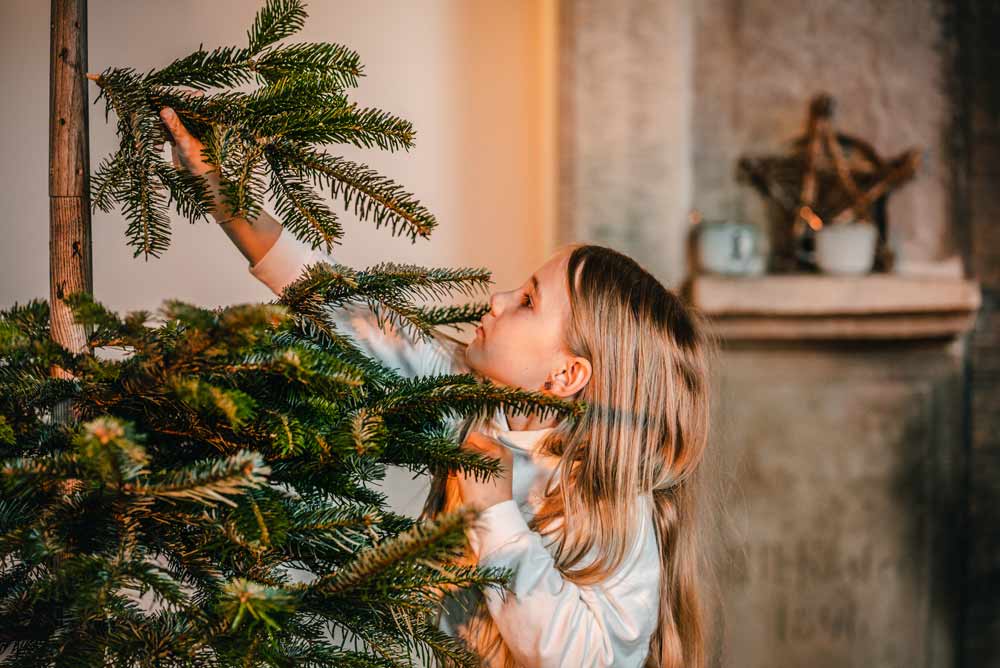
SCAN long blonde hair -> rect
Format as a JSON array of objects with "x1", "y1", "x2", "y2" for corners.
[{"x1": 423, "y1": 243, "x2": 718, "y2": 668}]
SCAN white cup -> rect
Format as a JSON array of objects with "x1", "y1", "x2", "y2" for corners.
[
  {"x1": 696, "y1": 221, "x2": 765, "y2": 276},
  {"x1": 815, "y1": 221, "x2": 878, "y2": 275}
]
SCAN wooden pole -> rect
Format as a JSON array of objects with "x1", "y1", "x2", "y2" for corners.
[{"x1": 49, "y1": 0, "x2": 92, "y2": 423}]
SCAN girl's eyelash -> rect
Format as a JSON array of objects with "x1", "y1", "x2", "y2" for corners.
[{"x1": 521, "y1": 293, "x2": 533, "y2": 308}]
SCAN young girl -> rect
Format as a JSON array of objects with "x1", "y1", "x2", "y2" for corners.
[{"x1": 160, "y1": 106, "x2": 716, "y2": 668}]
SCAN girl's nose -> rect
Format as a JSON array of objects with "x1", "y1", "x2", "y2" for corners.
[{"x1": 489, "y1": 291, "x2": 508, "y2": 317}]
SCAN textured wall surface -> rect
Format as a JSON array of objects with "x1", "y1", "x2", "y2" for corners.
[
  {"x1": 557, "y1": 2, "x2": 976, "y2": 666},
  {"x1": 706, "y1": 342, "x2": 965, "y2": 668},
  {"x1": 692, "y1": 0, "x2": 955, "y2": 267},
  {"x1": 558, "y1": 0, "x2": 693, "y2": 288}
]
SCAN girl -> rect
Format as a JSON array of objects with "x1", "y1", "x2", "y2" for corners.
[{"x1": 160, "y1": 106, "x2": 717, "y2": 668}]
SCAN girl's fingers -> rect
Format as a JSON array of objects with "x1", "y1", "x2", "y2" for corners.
[
  {"x1": 462, "y1": 432, "x2": 506, "y2": 457},
  {"x1": 158, "y1": 107, "x2": 183, "y2": 143}
]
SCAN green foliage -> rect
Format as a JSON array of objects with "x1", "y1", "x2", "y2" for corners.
[
  {"x1": 0, "y1": 284, "x2": 583, "y2": 666},
  {"x1": 91, "y1": 0, "x2": 434, "y2": 259},
  {"x1": 15, "y1": 2, "x2": 585, "y2": 664}
]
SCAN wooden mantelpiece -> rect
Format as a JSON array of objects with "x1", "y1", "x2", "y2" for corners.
[{"x1": 682, "y1": 274, "x2": 982, "y2": 341}]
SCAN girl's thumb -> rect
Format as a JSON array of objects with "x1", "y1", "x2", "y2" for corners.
[{"x1": 159, "y1": 107, "x2": 180, "y2": 138}]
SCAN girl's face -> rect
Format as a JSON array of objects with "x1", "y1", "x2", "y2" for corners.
[{"x1": 465, "y1": 248, "x2": 585, "y2": 395}]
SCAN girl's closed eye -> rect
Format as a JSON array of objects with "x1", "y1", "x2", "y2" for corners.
[{"x1": 520, "y1": 292, "x2": 533, "y2": 308}]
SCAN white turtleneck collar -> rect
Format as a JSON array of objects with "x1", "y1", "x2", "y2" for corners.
[{"x1": 488, "y1": 407, "x2": 557, "y2": 454}]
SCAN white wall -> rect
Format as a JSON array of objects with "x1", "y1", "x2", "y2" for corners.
[{"x1": 0, "y1": 0, "x2": 555, "y2": 514}]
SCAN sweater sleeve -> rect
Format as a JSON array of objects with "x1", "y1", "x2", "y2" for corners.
[
  {"x1": 248, "y1": 228, "x2": 462, "y2": 379},
  {"x1": 465, "y1": 499, "x2": 660, "y2": 668}
]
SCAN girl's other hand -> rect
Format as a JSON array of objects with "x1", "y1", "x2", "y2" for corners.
[{"x1": 455, "y1": 431, "x2": 514, "y2": 512}]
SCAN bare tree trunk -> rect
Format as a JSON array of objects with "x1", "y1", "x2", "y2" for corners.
[{"x1": 49, "y1": 0, "x2": 92, "y2": 424}]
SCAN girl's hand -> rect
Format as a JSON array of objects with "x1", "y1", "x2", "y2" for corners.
[
  {"x1": 158, "y1": 106, "x2": 214, "y2": 178},
  {"x1": 455, "y1": 432, "x2": 513, "y2": 512},
  {"x1": 158, "y1": 105, "x2": 233, "y2": 222}
]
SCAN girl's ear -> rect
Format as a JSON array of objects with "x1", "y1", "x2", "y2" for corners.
[{"x1": 547, "y1": 355, "x2": 591, "y2": 397}]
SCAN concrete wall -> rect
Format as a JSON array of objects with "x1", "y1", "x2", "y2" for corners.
[
  {"x1": 557, "y1": 1, "x2": 972, "y2": 666},
  {"x1": 708, "y1": 341, "x2": 964, "y2": 667},
  {"x1": 692, "y1": 0, "x2": 954, "y2": 268},
  {"x1": 557, "y1": 0, "x2": 693, "y2": 289}
]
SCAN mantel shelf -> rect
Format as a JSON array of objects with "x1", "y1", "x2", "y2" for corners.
[{"x1": 682, "y1": 273, "x2": 982, "y2": 341}]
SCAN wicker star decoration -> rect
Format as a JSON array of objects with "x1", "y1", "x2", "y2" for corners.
[{"x1": 738, "y1": 93, "x2": 922, "y2": 272}]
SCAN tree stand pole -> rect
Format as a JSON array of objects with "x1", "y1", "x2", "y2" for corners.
[{"x1": 49, "y1": 0, "x2": 92, "y2": 423}]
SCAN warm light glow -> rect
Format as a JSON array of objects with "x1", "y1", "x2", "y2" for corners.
[{"x1": 799, "y1": 206, "x2": 824, "y2": 231}]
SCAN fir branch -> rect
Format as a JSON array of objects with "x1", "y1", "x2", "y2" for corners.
[
  {"x1": 215, "y1": 140, "x2": 267, "y2": 222},
  {"x1": 283, "y1": 502, "x2": 380, "y2": 560},
  {"x1": 350, "y1": 408, "x2": 388, "y2": 457},
  {"x1": 265, "y1": 151, "x2": 343, "y2": 251},
  {"x1": 232, "y1": 341, "x2": 367, "y2": 398},
  {"x1": 130, "y1": 451, "x2": 270, "y2": 507},
  {"x1": 145, "y1": 45, "x2": 256, "y2": 89},
  {"x1": 275, "y1": 315, "x2": 404, "y2": 390},
  {"x1": 248, "y1": 0, "x2": 308, "y2": 54},
  {"x1": 122, "y1": 155, "x2": 173, "y2": 259},
  {"x1": 0, "y1": 299, "x2": 50, "y2": 346},
  {"x1": 413, "y1": 302, "x2": 491, "y2": 330},
  {"x1": 74, "y1": 416, "x2": 149, "y2": 487},
  {"x1": 148, "y1": 88, "x2": 248, "y2": 128},
  {"x1": 271, "y1": 142, "x2": 437, "y2": 241},
  {"x1": 308, "y1": 506, "x2": 476, "y2": 596},
  {"x1": 219, "y1": 577, "x2": 297, "y2": 632},
  {"x1": 358, "y1": 262, "x2": 493, "y2": 302},
  {"x1": 375, "y1": 374, "x2": 586, "y2": 424},
  {"x1": 287, "y1": 262, "x2": 443, "y2": 344},
  {"x1": 283, "y1": 261, "x2": 492, "y2": 345},
  {"x1": 245, "y1": 72, "x2": 348, "y2": 118},
  {"x1": 414, "y1": 617, "x2": 488, "y2": 668},
  {"x1": 167, "y1": 375, "x2": 258, "y2": 430},
  {"x1": 381, "y1": 425, "x2": 502, "y2": 479},
  {"x1": 254, "y1": 41, "x2": 363, "y2": 88},
  {"x1": 258, "y1": 103, "x2": 415, "y2": 152},
  {"x1": 153, "y1": 161, "x2": 215, "y2": 225},
  {"x1": 93, "y1": 5, "x2": 432, "y2": 257},
  {"x1": 260, "y1": 410, "x2": 306, "y2": 456},
  {"x1": 91, "y1": 148, "x2": 128, "y2": 214},
  {"x1": 60, "y1": 291, "x2": 124, "y2": 334}
]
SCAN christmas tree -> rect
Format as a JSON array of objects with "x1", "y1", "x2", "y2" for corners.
[{"x1": 1, "y1": 1, "x2": 583, "y2": 665}]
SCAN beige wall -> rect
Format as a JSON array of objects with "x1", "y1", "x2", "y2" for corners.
[{"x1": 0, "y1": 0, "x2": 555, "y2": 513}]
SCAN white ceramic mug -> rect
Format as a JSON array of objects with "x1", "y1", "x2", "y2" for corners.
[
  {"x1": 696, "y1": 221, "x2": 765, "y2": 276},
  {"x1": 814, "y1": 220, "x2": 878, "y2": 275}
]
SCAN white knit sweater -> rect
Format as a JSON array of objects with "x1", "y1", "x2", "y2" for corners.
[{"x1": 247, "y1": 228, "x2": 661, "y2": 667}]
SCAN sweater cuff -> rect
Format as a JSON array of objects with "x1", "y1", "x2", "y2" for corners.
[
  {"x1": 465, "y1": 499, "x2": 530, "y2": 561},
  {"x1": 248, "y1": 228, "x2": 314, "y2": 296}
]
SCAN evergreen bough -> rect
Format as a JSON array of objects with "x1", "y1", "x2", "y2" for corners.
[{"x1": 91, "y1": 0, "x2": 436, "y2": 259}]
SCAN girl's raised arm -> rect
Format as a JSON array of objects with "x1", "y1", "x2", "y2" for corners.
[
  {"x1": 248, "y1": 226, "x2": 462, "y2": 379},
  {"x1": 157, "y1": 106, "x2": 462, "y2": 380}
]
